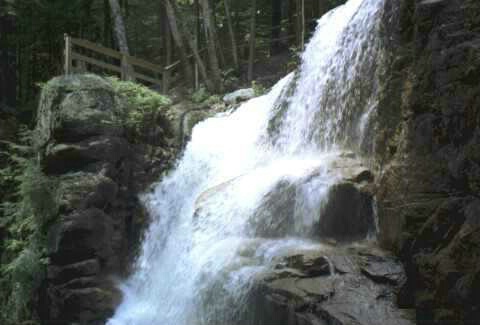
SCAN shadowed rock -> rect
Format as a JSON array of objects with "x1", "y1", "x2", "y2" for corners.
[
  {"x1": 194, "y1": 153, "x2": 376, "y2": 241},
  {"x1": 34, "y1": 74, "x2": 195, "y2": 324},
  {"x1": 249, "y1": 244, "x2": 414, "y2": 325}
]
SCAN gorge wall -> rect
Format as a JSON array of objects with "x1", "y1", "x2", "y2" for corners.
[
  {"x1": 375, "y1": 0, "x2": 480, "y2": 323},
  {"x1": 34, "y1": 75, "x2": 178, "y2": 324},
  {"x1": 19, "y1": 0, "x2": 480, "y2": 324},
  {"x1": 30, "y1": 74, "x2": 221, "y2": 324}
]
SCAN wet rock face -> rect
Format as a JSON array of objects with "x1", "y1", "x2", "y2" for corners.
[
  {"x1": 34, "y1": 75, "x2": 181, "y2": 324},
  {"x1": 249, "y1": 244, "x2": 414, "y2": 325},
  {"x1": 375, "y1": 0, "x2": 480, "y2": 322},
  {"x1": 319, "y1": 182, "x2": 375, "y2": 242},
  {"x1": 223, "y1": 88, "x2": 256, "y2": 105},
  {"x1": 195, "y1": 153, "x2": 376, "y2": 242}
]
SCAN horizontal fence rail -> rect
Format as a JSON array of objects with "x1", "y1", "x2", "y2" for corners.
[
  {"x1": 64, "y1": 28, "x2": 303, "y2": 93},
  {"x1": 64, "y1": 34, "x2": 177, "y2": 92}
]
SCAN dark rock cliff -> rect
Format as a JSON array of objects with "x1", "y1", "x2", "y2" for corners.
[
  {"x1": 375, "y1": 0, "x2": 480, "y2": 323},
  {"x1": 33, "y1": 75, "x2": 184, "y2": 324},
  {"x1": 241, "y1": 156, "x2": 415, "y2": 325},
  {"x1": 21, "y1": 1, "x2": 480, "y2": 323}
]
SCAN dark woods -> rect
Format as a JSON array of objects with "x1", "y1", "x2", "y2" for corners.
[{"x1": 0, "y1": 0, "x2": 345, "y2": 122}]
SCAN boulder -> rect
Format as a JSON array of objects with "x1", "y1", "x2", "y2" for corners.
[
  {"x1": 163, "y1": 100, "x2": 226, "y2": 146},
  {"x1": 223, "y1": 88, "x2": 256, "y2": 105},
  {"x1": 194, "y1": 153, "x2": 376, "y2": 241},
  {"x1": 249, "y1": 180, "x2": 297, "y2": 238},
  {"x1": 375, "y1": 0, "x2": 480, "y2": 322},
  {"x1": 47, "y1": 259, "x2": 100, "y2": 284},
  {"x1": 318, "y1": 182, "x2": 375, "y2": 242},
  {"x1": 33, "y1": 74, "x2": 197, "y2": 324},
  {"x1": 249, "y1": 244, "x2": 414, "y2": 325},
  {"x1": 35, "y1": 75, "x2": 125, "y2": 147}
]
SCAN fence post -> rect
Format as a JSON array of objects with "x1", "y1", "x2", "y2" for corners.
[
  {"x1": 121, "y1": 54, "x2": 128, "y2": 81},
  {"x1": 162, "y1": 68, "x2": 170, "y2": 93},
  {"x1": 194, "y1": 62, "x2": 199, "y2": 90},
  {"x1": 64, "y1": 34, "x2": 72, "y2": 75}
]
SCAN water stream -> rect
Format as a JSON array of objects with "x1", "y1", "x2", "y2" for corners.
[{"x1": 108, "y1": 0, "x2": 385, "y2": 324}]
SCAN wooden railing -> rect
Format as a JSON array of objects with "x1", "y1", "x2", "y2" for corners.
[
  {"x1": 63, "y1": 30, "x2": 305, "y2": 93},
  {"x1": 64, "y1": 34, "x2": 179, "y2": 92}
]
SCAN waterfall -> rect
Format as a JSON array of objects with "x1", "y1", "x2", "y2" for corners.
[{"x1": 107, "y1": 0, "x2": 385, "y2": 324}]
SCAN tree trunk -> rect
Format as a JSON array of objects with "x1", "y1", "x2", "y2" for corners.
[
  {"x1": 210, "y1": 0, "x2": 226, "y2": 69},
  {"x1": 108, "y1": 0, "x2": 134, "y2": 80},
  {"x1": 313, "y1": 0, "x2": 320, "y2": 19},
  {"x1": 200, "y1": 0, "x2": 223, "y2": 92},
  {"x1": 103, "y1": 0, "x2": 112, "y2": 48},
  {"x1": 288, "y1": 0, "x2": 296, "y2": 48},
  {"x1": 170, "y1": 0, "x2": 212, "y2": 90},
  {"x1": 300, "y1": 0, "x2": 305, "y2": 51},
  {"x1": 0, "y1": 14, "x2": 16, "y2": 109},
  {"x1": 163, "y1": 0, "x2": 194, "y2": 87},
  {"x1": 247, "y1": 0, "x2": 256, "y2": 82},
  {"x1": 223, "y1": 0, "x2": 239, "y2": 69},
  {"x1": 320, "y1": 0, "x2": 328, "y2": 17},
  {"x1": 271, "y1": 0, "x2": 282, "y2": 55},
  {"x1": 183, "y1": 31, "x2": 214, "y2": 92},
  {"x1": 162, "y1": 3, "x2": 172, "y2": 92},
  {"x1": 109, "y1": 0, "x2": 130, "y2": 54}
]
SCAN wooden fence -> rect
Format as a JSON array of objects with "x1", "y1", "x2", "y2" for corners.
[
  {"x1": 63, "y1": 27, "x2": 311, "y2": 93},
  {"x1": 64, "y1": 34, "x2": 183, "y2": 93}
]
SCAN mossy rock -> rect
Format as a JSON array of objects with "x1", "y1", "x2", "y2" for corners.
[{"x1": 35, "y1": 74, "x2": 127, "y2": 150}]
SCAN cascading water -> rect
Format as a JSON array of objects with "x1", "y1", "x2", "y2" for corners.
[{"x1": 108, "y1": 0, "x2": 385, "y2": 324}]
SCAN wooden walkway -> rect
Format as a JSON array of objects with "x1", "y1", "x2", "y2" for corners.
[
  {"x1": 63, "y1": 29, "x2": 307, "y2": 93},
  {"x1": 64, "y1": 34, "x2": 184, "y2": 93}
]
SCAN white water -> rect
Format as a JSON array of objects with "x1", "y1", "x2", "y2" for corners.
[{"x1": 108, "y1": 0, "x2": 385, "y2": 324}]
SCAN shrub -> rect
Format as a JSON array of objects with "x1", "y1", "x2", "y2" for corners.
[
  {"x1": 108, "y1": 77, "x2": 171, "y2": 130},
  {"x1": 0, "y1": 128, "x2": 57, "y2": 325},
  {"x1": 191, "y1": 86, "x2": 210, "y2": 103}
]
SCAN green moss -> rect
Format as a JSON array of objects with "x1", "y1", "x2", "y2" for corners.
[
  {"x1": 465, "y1": 0, "x2": 480, "y2": 31},
  {"x1": 191, "y1": 86, "x2": 223, "y2": 107},
  {"x1": 108, "y1": 77, "x2": 171, "y2": 132},
  {"x1": 191, "y1": 87, "x2": 210, "y2": 104}
]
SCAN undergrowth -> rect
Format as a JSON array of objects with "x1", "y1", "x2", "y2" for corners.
[
  {"x1": 108, "y1": 77, "x2": 171, "y2": 134},
  {"x1": 191, "y1": 86, "x2": 222, "y2": 105},
  {"x1": 0, "y1": 127, "x2": 58, "y2": 325}
]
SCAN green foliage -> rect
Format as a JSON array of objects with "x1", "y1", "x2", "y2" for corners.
[
  {"x1": 109, "y1": 77, "x2": 171, "y2": 130},
  {"x1": 205, "y1": 95, "x2": 222, "y2": 106},
  {"x1": 465, "y1": 0, "x2": 480, "y2": 31},
  {"x1": 191, "y1": 86, "x2": 210, "y2": 104},
  {"x1": 6, "y1": 0, "x2": 105, "y2": 108},
  {"x1": 191, "y1": 86, "x2": 223, "y2": 105},
  {"x1": 286, "y1": 45, "x2": 302, "y2": 71},
  {"x1": 2, "y1": 248, "x2": 45, "y2": 325},
  {"x1": 252, "y1": 80, "x2": 267, "y2": 96},
  {"x1": 222, "y1": 69, "x2": 240, "y2": 90},
  {"x1": 0, "y1": 128, "x2": 57, "y2": 325}
]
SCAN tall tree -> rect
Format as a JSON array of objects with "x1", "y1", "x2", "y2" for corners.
[
  {"x1": 172, "y1": 0, "x2": 213, "y2": 90},
  {"x1": 182, "y1": 26, "x2": 214, "y2": 91},
  {"x1": 0, "y1": 13, "x2": 16, "y2": 110},
  {"x1": 271, "y1": 0, "x2": 282, "y2": 55},
  {"x1": 200, "y1": 0, "x2": 223, "y2": 92},
  {"x1": 108, "y1": 0, "x2": 134, "y2": 80},
  {"x1": 161, "y1": 2, "x2": 173, "y2": 91},
  {"x1": 103, "y1": 0, "x2": 113, "y2": 48},
  {"x1": 287, "y1": 0, "x2": 297, "y2": 49},
  {"x1": 163, "y1": 0, "x2": 194, "y2": 87},
  {"x1": 223, "y1": 0, "x2": 239, "y2": 69},
  {"x1": 247, "y1": 0, "x2": 257, "y2": 82},
  {"x1": 108, "y1": 0, "x2": 130, "y2": 54},
  {"x1": 300, "y1": 0, "x2": 305, "y2": 50}
]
